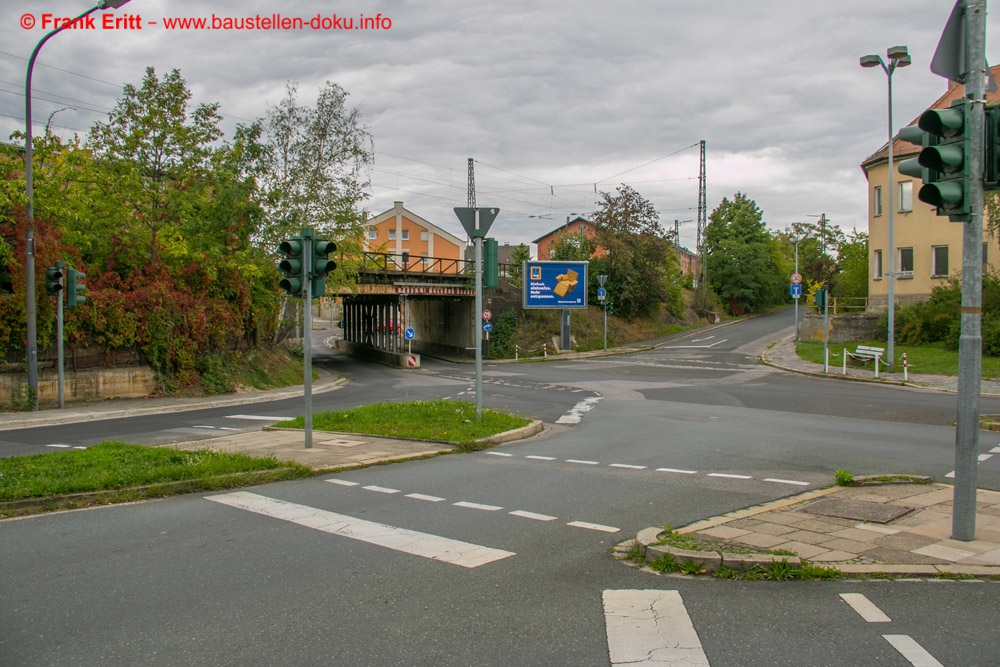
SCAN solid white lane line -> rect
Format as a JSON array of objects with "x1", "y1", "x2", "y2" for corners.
[
  {"x1": 226, "y1": 415, "x2": 287, "y2": 421},
  {"x1": 486, "y1": 452, "x2": 512, "y2": 457},
  {"x1": 509, "y1": 510, "x2": 558, "y2": 522},
  {"x1": 363, "y1": 485, "x2": 401, "y2": 494},
  {"x1": 708, "y1": 473, "x2": 752, "y2": 480},
  {"x1": 526, "y1": 455, "x2": 557, "y2": 461},
  {"x1": 610, "y1": 463, "x2": 647, "y2": 470},
  {"x1": 882, "y1": 635, "x2": 944, "y2": 667},
  {"x1": 206, "y1": 492, "x2": 514, "y2": 568},
  {"x1": 657, "y1": 468, "x2": 698, "y2": 475},
  {"x1": 603, "y1": 589, "x2": 709, "y2": 666},
  {"x1": 568, "y1": 521, "x2": 620, "y2": 533},
  {"x1": 566, "y1": 459, "x2": 600, "y2": 465},
  {"x1": 453, "y1": 501, "x2": 503, "y2": 511},
  {"x1": 840, "y1": 593, "x2": 891, "y2": 623},
  {"x1": 764, "y1": 478, "x2": 810, "y2": 486},
  {"x1": 326, "y1": 479, "x2": 360, "y2": 487},
  {"x1": 406, "y1": 493, "x2": 446, "y2": 502}
]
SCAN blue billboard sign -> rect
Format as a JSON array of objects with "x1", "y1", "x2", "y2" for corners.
[{"x1": 523, "y1": 261, "x2": 589, "y2": 309}]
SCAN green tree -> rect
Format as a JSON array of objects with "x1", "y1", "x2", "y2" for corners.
[
  {"x1": 549, "y1": 229, "x2": 594, "y2": 261},
  {"x1": 592, "y1": 185, "x2": 682, "y2": 319},
  {"x1": 833, "y1": 230, "x2": 869, "y2": 299},
  {"x1": 508, "y1": 243, "x2": 531, "y2": 288},
  {"x1": 704, "y1": 192, "x2": 784, "y2": 315}
]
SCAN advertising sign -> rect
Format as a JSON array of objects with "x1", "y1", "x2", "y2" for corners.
[{"x1": 523, "y1": 261, "x2": 589, "y2": 309}]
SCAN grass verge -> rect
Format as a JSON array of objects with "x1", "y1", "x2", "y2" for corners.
[
  {"x1": 272, "y1": 400, "x2": 532, "y2": 451},
  {"x1": 0, "y1": 441, "x2": 312, "y2": 514},
  {"x1": 795, "y1": 339, "x2": 1000, "y2": 377}
]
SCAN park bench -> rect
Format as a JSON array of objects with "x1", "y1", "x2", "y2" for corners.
[{"x1": 844, "y1": 345, "x2": 886, "y2": 378}]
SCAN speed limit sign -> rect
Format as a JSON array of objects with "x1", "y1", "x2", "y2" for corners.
[
  {"x1": 791, "y1": 273, "x2": 802, "y2": 285},
  {"x1": 482, "y1": 309, "x2": 493, "y2": 321}
]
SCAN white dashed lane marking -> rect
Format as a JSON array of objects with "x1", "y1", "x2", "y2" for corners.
[
  {"x1": 657, "y1": 467, "x2": 698, "y2": 475},
  {"x1": 603, "y1": 590, "x2": 709, "y2": 666},
  {"x1": 566, "y1": 459, "x2": 600, "y2": 465},
  {"x1": 206, "y1": 492, "x2": 515, "y2": 568},
  {"x1": 363, "y1": 485, "x2": 400, "y2": 494},
  {"x1": 610, "y1": 463, "x2": 647, "y2": 470},
  {"x1": 453, "y1": 501, "x2": 503, "y2": 511},
  {"x1": 486, "y1": 452, "x2": 512, "y2": 457},
  {"x1": 882, "y1": 635, "x2": 944, "y2": 667},
  {"x1": 840, "y1": 593, "x2": 891, "y2": 623},
  {"x1": 707, "y1": 473, "x2": 753, "y2": 480},
  {"x1": 509, "y1": 510, "x2": 558, "y2": 522},
  {"x1": 327, "y1": 480, "x2": 360, "y2": 487},
  {"x1": 567, "y1": 521, "x2": 620, "y2": 533},
  {"x1": 406, "y1": 493, "x2": 446, "y2": 502},
  {"x1": 226, "y1": 415, "x2": 287, "y2": 421},
  {"x1": 764, "y1": 478, "x2": 810, "y2": 486},
  {"x1": 526, "y1": 455, "x2": 556, "y2": 461}
]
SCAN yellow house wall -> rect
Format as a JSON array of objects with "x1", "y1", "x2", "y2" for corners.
[{"x1": 866, "y1": 158, "x2": 1000, "y2": 306}]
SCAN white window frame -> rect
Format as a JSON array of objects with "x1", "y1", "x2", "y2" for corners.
[
  {"x1": 873, "y1": 249, "x2": 883, "y2": 280},
  {"x1": 898, "y1": 247, "x2": 914, "y2": 275},
  {"x1": 402, "y1": 230, "x2": 409, "y2": 241},
  {"x1": 420, "y1": 231, "x2": 429, "y2": 242},
  {"x1": 388, "y1": 230, "x2": 396, "y2": 240},
  {"x1": 873, "y1": 185, "x2": 883, "y2": 217},
  {"x1": 898, "y1": 181, "x2": 913, "y2": 213},
  {"x1": 367, "y1": 229, "x2": 377, "y2": 240},
  {"x1": 931, "y1": 245, "x2": 949, "y2": 277}
]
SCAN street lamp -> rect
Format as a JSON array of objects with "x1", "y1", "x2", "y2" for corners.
[
  {"x1": 23, "y1": 0, "x2": 131, "y2": 409},
  {"x1": 861, "y1": 45, "x2": 911, "y2": 371}
]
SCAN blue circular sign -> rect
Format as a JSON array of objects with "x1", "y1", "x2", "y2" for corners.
[
  {"x1": 404, "y1": 327, "x2": 415, "y2": 340},
  {"x1": 482, "y1": 322, "x2": 493, "y2": 332}
]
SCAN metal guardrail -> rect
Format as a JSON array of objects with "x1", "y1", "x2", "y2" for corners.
[{"x1": 359, "y1": 252, "x2": 517, "y2": 279}]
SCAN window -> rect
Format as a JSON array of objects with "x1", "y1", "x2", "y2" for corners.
[
  {"x1": 873, "y1": 186, "x2": 883, "y2": 217},
  {"x1": 388, "y1": 230, "x2": 396, "y2": 240},
  {"x1": 932, "y1": 246, "x2": 949, "y2": 277},
  {"x1": 420, "y1": 255, "x2": 429, "y2": 266},
  {"x1": 873, "y1": 249, "x2": 883, "y2": 279},
  {"x1": 421, "y1": 231, "x2": 428, "y2": 242},
  {"x1": 367, "y1": 229, "x2": 377, "y2": 240},
  {"x1": 898, "y1": 181, "x2": 913, "y2": 212},
  {"x1": 402, "y1": 230, "x2": 409, "y2": 241},
  {"x1": 898, "y1": 247, "x2": 914, "y2": 275}
]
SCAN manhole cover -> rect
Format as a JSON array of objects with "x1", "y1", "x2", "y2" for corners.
[
  {"x1": 317, "y1": 438, "x2": 367, "y2": 448},
  {"x1": 798, "y1": 499, "x2": 913, "y2": 524}
]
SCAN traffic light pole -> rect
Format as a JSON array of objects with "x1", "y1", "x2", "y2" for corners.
[
  {"x1": 474, "y1": 211, "x2": 483, "y2": 421},
  {"x1": 953, "y1": 0, "x2": 986, "y2": 542},
  {"x1": 302, "y1": 228, "x2": 314, "y2": 449},
  {"x1": 56, "y1": 261, "x2": 65, "y2": 409}
]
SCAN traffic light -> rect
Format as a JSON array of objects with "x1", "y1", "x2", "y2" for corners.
[
  {"x1": 311, "y1": 238, "x2": 336, "y2": 299},
  {"x1": 985, "y1": 104, "x2": 1000, "y2": 189},
  {"x1": 813, "y1": 286, "x2": 827, "y2": 311},
  {"x1": 65, "y1": 268, "x2": 87, "y2": 308},
  {"x1": 897, "y1": 99, "x2": 970, "y2": 221},
  {"x1": 278, "y1": 236, "x2": 304, "y2": 297},
  {"x1": 483, "y1": 237, "x2": 499, "y2": 288},
  {"x1": 45, "y1": 265, "x2": 63, "y2": 297}
]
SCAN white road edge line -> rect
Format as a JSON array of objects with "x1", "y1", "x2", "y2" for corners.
[
  {"x1": 566, "y1": 459, "x2": 600, "y2": 465},
  {"x1": 882, "y1": 635, "x2": 944, "y2": 667},
  {"x1": 363, "y1": 485, "x2": 401, "y2": 494},
  {"x1": 657, "y1": 468, "x2": 698, "y2": 475},
  {"x1": 509, "y1": 510, "x2": 558, "y2": 521},
  {"x1": 453, "y1": 501, "x2": 504, "y2": 511},
  {"x1": 568, "y1": 521, "x2": 620, "y2": 533},
  {"x1": 840, "y1": 593, "x2": 891, "y2": 623},
  {"x1": 763, "y1": 478, "x2": 810, "y2": 486},
  {"x1": 406, "y1": 493, "x2": 446, "y2": 503},
  {"x1": 325, "y1": 479, "x2": 360, "y2": 487},
  {"x1": 610, "y1": 463, "x2": 647, "y2": 470},
  {"x1": 486, "y1": 452, "x2": 512, "y2": 457},
  {"x1": 603, "y1": 589, "x2": 709, "y2": 666},
  {"x1": 225, "y1": 415, "x2": 287, "y2": 421},
  {"x1": 206, "y1": 492, "x2": 515, "y2": 568},
  {"x1": 526, "y1": 455, "x2": 557, "y2": 461},
  {"x1": 707, "y1": 473, "x2": 752, "y2": 480}
]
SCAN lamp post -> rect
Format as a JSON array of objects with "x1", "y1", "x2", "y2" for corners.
[
  {"x1": 23, "y1": 0, "x2": 131, "y2": 410},
  {"x1": 861, "y1": 45, "x2": 911, "y2": 372}
]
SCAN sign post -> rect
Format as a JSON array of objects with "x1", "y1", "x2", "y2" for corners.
[
  {"x1": 598, "y1": 274, "x2": 608, "y2": 351},
  {"x1": 455, "y1": 207, "x2": 499, "y2": 420}
]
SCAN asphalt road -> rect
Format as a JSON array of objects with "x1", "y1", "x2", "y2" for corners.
[{"x1": 4, "y1": 309, "x2": 1000, "y2": 666}]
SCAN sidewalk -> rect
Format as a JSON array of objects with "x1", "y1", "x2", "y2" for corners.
[
  {"x1": 631, "y1": 480, "x2": 1000, "y2": 578},
  {"x1": 761, "y1": 334, "x2": 1000, "y2": 396}
]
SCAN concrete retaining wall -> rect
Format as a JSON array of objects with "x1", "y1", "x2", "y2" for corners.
[
  {"x1": 1, "y1": 366, "x2": 156, "y2": 408},
  {"x1": 799, "y1": 314, "x2": 882, "y2": 343},
  {"x1": 334, "y1": 339, "x2": 420, "y2": 368}
]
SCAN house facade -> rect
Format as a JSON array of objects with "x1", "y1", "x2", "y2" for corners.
[
  {"x1": 862, "y1": 67, "x2": 1000, "y2": 309},
  {"x1": 532, "y1": 216, "x2": 600, "y2": 260},
  {"x1": 363, "y1": 201, "x2": 467, "y2": 273}
]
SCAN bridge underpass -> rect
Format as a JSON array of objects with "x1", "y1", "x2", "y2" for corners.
[{"x1": 335, "y1": 252, "x2": 491, "y2": 365}]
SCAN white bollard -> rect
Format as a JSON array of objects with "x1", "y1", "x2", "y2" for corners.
[{"x1": 843, "y1": 348, "x2": 847, "y2": 375}]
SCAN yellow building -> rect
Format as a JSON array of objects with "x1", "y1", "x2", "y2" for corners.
[
  {"x1": 363, "y1": 201, "x2": 467, "y2": 273},
  {"x1": 862, "y1": 66, "x2": 1000, "y2": 310}
]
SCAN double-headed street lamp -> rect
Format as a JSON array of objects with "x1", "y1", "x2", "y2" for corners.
[
  {"x1": 861, "y1": 45, "x2": 911, "y2": 372},
  {"x1": 23, "y1": 0, "x2": 131, "y2": 409}
]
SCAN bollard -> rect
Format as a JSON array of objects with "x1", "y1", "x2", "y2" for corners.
[
  {"x1": 543, "y1": 343, "x2": 547, "y2": 359},
  {"x1": 842, "y1": 348, "x2": 847, "y2": 375},
  {"x1": 515, "y1": 345, "x2": 519, "y2": 361},
  {"x1": 902, "y1": 353, "x2": 908, "y2": 382}
]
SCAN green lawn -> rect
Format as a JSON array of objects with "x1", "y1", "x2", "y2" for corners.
[
  {"x1": 273, "y1": 399, "x2": 532, "y2": 447},
  {"x1": 0, "y1": 441, "x2": 311, "y2": 503},
  {"x1": 795, "y1": 339, "x2": 1000, "y2": 378}
]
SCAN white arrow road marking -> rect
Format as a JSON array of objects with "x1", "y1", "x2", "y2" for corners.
[
  {"x1": 206, "y1": 492, "x2": 515, "y2": 568},
  {"x1": 603, "y1": 590, "x2": 710, "y2": 666}
]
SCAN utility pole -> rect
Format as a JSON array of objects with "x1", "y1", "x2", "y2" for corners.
[
  {"x1": 467, "y1": 158, "x2": 476, "y2": 207},
  {"x1": 698, "y1": 140, "x2": 708, "y2": 310}
]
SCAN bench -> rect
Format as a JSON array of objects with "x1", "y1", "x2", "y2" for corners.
[{"x1": 844, "y1": 345, "x2": 886, "y2": 378}]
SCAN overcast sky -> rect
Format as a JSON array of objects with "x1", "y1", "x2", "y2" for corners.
[{"x1": 2, "y1": 0, "x2": 998, "y2": 252}]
